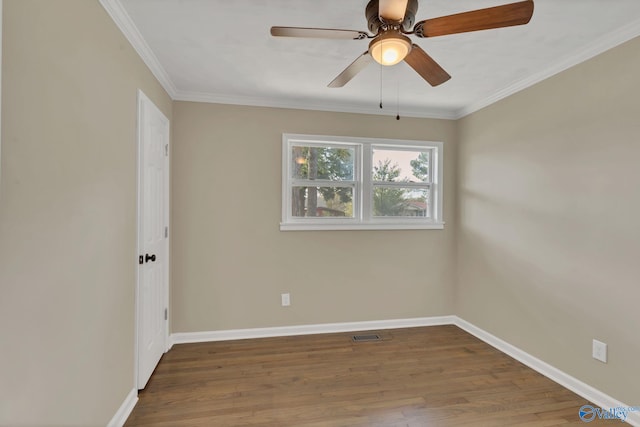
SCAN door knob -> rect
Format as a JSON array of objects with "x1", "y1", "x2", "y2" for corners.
[{"x1": 145, "y1": 253, "x2": 156, "y2": 263}]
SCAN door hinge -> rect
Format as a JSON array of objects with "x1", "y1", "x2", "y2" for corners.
[
  {"x1": 139, "y1": 255, "x2": 144, "y2": 265},
  {"x1": 165, "y1": 144, "x2": 169, "y2": 156},
  {"x1": 164, "y1": 308, "x2": 168, "y2": 321},
  {"x1": 164, "y1": 226, "x2": 168, "y2": 238}
]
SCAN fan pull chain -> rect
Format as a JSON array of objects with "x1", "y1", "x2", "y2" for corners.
[
  {"x1": 396, "y1": 77, "x2": 400, "y2": 120},
  {"x1": 379, "y1": 44, "x2": 383, "y2": 109}
]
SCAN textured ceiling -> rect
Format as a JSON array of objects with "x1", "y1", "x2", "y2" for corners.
[{"x1": 114, "y1": 0, "x2": 640, "y2": 118}]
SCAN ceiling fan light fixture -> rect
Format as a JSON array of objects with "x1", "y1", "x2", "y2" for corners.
[
  {"x1": 272, "y1": 0, "x2": 535, "y2": 87},
  {"x1": 369, "y1": 32, "x2": 411, "y2": 66}
]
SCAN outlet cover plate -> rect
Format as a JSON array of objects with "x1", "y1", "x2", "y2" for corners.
[
  {"x1": 592, "y1": 339, "x2": 607, "y2": 363},
  {"x1": 281, "y1": 293, "x2": 290, "y2": 307}
]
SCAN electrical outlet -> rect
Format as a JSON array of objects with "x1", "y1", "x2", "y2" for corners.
[
  {"x1": 281, "y1": 293, "x2": 290, "y2": 307},
  {"x1": 592, "y1": 339, "x2": 607, "y2": 363}
]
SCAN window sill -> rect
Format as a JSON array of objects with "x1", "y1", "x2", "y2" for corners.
[{"x1": 280, "y1": 222, "x2": 445, "y2": 231}]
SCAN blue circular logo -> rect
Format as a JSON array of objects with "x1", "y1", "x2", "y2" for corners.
[{"x1": 579, "y1": 405, "x2": 596, "y2": 422}]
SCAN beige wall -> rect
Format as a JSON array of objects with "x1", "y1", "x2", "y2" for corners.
[
  {"x1": 456, "y1": 36, "x2": 640, "y2": 404},
  {"x1": 0, "y1": 1, "x2": 171, "y2": 426},
  {"x1": 171, "y1": 102, "x2": 457, "y2": 332},
  {"x1": 2, "y1": 0, "x2": 637, "y2": 423}
]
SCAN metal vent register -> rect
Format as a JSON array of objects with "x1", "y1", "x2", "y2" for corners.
[{"x1": 351, "y1": 334, "x2": 382, "y2": 342}]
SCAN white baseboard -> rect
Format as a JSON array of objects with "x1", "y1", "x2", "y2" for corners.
[
  {"x1": 170, "y1": 315, "x2": 455, "y2": 346},
  {"x1": 167, "y1": 315, "x2": 637, "y2": 426},
  {"x1": 107, "y1": 388, "x2": 138, "y2": 427},
  {"x1": 453, "y1": 317, "x2": 640, "y2": 426}
]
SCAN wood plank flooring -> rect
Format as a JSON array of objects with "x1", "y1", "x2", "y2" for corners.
[{"x1": 125, "y1": 325, "x2": 596, "y2": 426}]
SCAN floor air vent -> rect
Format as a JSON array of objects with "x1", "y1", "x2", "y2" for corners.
[{"x1": 351, "y1": 334, "x2": 381, "y2": 342}]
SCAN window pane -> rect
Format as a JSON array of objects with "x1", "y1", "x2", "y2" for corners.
[
  {"x1": 373, "y1": 187, "x2": 430, "y2": 217},
  {"x1": 291, "y1": 186, "x2": 354, "y2": 218},
  {"x1": 372, "y1": 148, "x2": 430, "y2": 183},
  {"x1": 292, "y1": 146, "x2": 355, "y2": 181}
]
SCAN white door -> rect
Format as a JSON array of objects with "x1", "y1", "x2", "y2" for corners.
[{"x1": 136, "y1": 90, "x2": 169, "y2": 389}]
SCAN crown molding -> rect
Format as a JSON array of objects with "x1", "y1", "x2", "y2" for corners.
[
  {"x1": 99, "y1": 0, "x2": 177, "y2": 98},
  {"x1": 456, "y1": 17, "x2": 640, "y2": 119},
  {"x1": 100, "y1": 0, "x2": 640, "y2": 122},
  {"x1": 173, "y1": 90, "x2": 459, "y2": 120},
  {"x1": 98, "y1": 0, "x2": 454, "y2": 120}
]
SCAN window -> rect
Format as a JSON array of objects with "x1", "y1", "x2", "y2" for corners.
[{"x1": 281, "y1": 134, "x2": 444, "y2": 231}]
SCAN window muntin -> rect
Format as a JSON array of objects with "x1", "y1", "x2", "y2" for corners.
[
  {"x1": 288, "y1": 141, "x2": 359, "y2": 220},
  {"x1": 371, "y1": 146, "x2": 433, "y2": 219},
  {"x1": 282, "y1": 134, "x2": 443, "y2": 230}
]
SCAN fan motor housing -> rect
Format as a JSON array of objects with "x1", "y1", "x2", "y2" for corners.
[{"x1": 366, "y1": 0, "x2": 418, "y2": 33}]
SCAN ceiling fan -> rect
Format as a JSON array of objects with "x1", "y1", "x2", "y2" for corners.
[{"x1": 271, "y1": 0, "x2": 534, "y2": 88}]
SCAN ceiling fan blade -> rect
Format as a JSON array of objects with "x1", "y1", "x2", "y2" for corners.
[
  {"x1": 414, "y1": 0, "x2": 534, "y2": 38},
  {"x1": 271, "y1": 26, "x2": 368, "y2": 40},
  {"x1": 379, "y1": 0, "x2": 409, "y2": 22},
  {"x1": 404, "y1": 45, "x2": 451, "y2": 87},
  {"x1": 328, "y1": 52, "x2": 374, "y2": 88}
]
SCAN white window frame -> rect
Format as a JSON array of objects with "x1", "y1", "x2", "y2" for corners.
[{"x1": 281, "y1": 134, "x2": 444, "y2": 231}]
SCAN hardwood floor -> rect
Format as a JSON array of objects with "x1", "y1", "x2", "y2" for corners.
[{"x1": 125, "y1": 325, "x2": 594, "y2": 426}]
